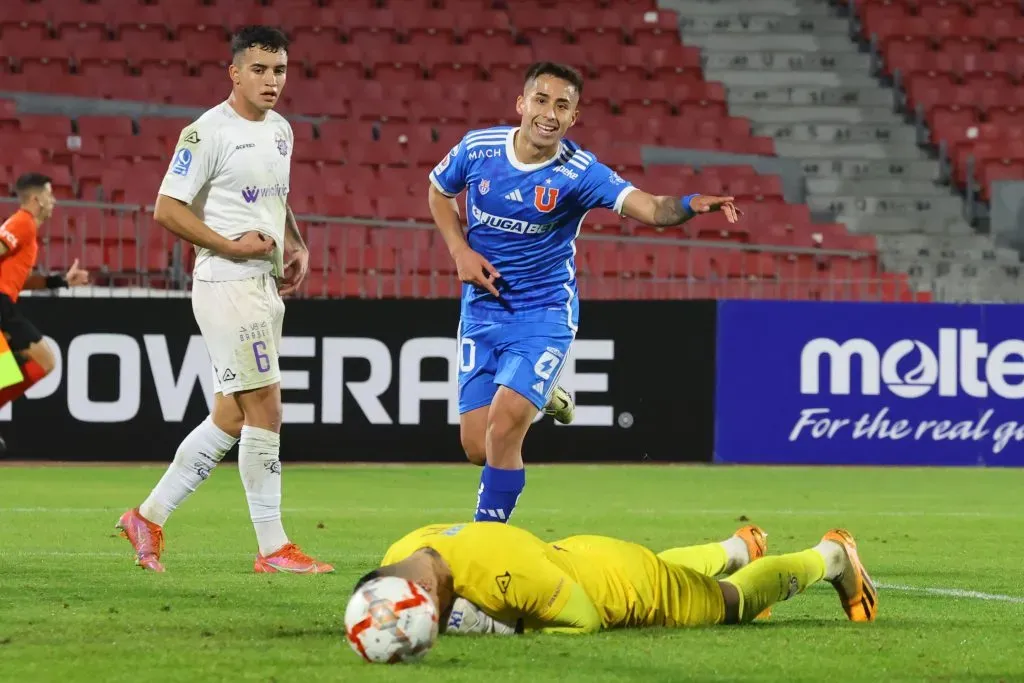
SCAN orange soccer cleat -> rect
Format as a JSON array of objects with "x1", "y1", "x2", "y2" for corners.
[
  {"x1": 733, "y1": 524, "x2": 772, "y2": 620},
  {"x1": 115, "y1": 508, "x2": 165, "y2": 572},
  {"x1": 254, "y1": 543, "x2": 335, "y2": 574},
  {"x1": 734, "y1": 524, "x2": 768, "y2": 563},
  {"x1": 822, "y1": 529, "x2": 879, "y2": 622}
]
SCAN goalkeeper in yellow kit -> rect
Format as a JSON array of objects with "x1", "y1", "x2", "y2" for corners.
[{"x1": 350, "y1": 521, "x2": 878, "y2": 635}]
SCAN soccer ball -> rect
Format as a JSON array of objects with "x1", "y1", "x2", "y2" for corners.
[{"x1": 344, "y1": 576, "x2": 439, "y2": 664}]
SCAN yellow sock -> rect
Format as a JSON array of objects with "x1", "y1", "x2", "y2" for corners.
[
  {"x1": 723, "y1": 549, "x2": 826, "y2": 623},
  {"x1": 657, "y1": 543, "x2": 729, "y2": 577}
]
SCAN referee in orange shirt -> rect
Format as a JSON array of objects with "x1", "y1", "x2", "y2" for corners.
[{"x1": 0, "y1": 172, "x2": 90, "y2": 451}]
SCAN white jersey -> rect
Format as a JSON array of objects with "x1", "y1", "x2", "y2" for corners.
[{"x1": 158, "y1": 101, "x2": 292, "y2": 282}]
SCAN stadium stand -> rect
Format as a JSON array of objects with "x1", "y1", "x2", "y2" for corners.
[
  {"x1": 7, "y1": 0, "x2": 1023, "y2": 302},
  {"x1": 847, "y1": 0, "x2": 1024, "y2": 301}
]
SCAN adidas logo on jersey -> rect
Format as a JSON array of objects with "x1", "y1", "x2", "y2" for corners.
[{"x1": 503, "y1": 189, "x2": 523, "y2": 202}]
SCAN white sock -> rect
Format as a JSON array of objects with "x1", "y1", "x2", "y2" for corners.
[
  {"x1": 238, "y1": 425, "x2": 289, "y2": 556},
  {"x1": 719, "y1": 536, "x2": 751, "y2": 573},
  {"x1": 813, "y1": 540, "x2": 846, "y2": 581},
  {"x1": 139, "y1": 416, "x2": 238, "y2": 527}
]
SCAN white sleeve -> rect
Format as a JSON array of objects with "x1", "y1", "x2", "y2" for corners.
[{"x1": 158, "y1": 123, "x2": 219, "y2": 205}]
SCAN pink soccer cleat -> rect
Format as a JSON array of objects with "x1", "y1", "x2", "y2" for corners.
[
  {"x1": 254, "y1": 543, "x2": 335, "y2": 574},
  {"x1": 115, "y1": 508, "x2": 166, "y2": 572}
]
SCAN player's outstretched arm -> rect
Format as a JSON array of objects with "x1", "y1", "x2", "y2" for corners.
[
  {"x1": 621, "y1": 190, "x2": 741, "y2": 227},
  {"x1": 153, "y1": 194, "x2": 273, "y2": 260}
]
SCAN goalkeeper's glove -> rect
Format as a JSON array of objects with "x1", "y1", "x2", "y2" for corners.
[{"x1": 445, "y1": 597, "x2": 516, "y2": 636}]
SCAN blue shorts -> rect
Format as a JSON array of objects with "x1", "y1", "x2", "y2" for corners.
[{"x1": 457, "y1": 318, "x2": 576, "y2": 413}]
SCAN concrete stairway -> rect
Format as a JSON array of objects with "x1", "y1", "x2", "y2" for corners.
[{"x1": 660, "y1": 0, "x2": 1024, "y2": 301}]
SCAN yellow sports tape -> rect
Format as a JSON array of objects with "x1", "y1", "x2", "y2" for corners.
[{"x1": 0, "y1": 335, "x2": 24, "y2": 389}]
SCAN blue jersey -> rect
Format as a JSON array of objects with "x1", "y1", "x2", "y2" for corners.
[{"x1": 429, "y1": 126, "x2": 635, "y2": 329}]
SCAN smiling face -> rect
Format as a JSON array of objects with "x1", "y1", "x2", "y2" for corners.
[{"x1": 516, "y1": 73, "x2": 580, "y2": 156}]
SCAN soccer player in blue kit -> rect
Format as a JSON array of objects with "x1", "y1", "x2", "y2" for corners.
[{"x1": 427, "y1": 62, "x2": 741, "y2": 523}]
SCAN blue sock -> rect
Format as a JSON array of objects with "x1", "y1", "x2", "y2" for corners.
[{"x1": 474, "y1": 465, "x2": 525, "y2": 522}]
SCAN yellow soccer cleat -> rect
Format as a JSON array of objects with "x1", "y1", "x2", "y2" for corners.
[
  {"x1": 822, "y1": 529, "x2": 878, "y2": 622},
  {"x1": 543, "y1": 385, "x2": 575, "y2": 425}
]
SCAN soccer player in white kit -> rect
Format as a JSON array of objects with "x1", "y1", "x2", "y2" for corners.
[{"x1": 116, "y1": 26, "x2": 333, "y2": 574}]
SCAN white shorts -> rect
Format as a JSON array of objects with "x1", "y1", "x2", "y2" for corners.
[{"x1": 192, "y1": 274, "x2": 285, "y2": 396}]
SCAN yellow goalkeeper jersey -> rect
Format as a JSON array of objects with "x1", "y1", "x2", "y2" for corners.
[{"x1": 380, "y1": 522, "x2": 725, "y2": 633}]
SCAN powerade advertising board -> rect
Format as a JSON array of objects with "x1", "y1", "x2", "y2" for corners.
[{"x1": 714, "y1": 300, "x2": 1024, "y2": 467}]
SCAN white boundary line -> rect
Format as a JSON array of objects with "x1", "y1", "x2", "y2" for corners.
[
  {"x1": 0, "y1": 550, "x2": 382, "y2": 560},
  {"x1": 0, "y1": 506, "x2": 1018, "y2": 518},
  {"x1": 0, "y1": 552, "x2": 1021, "y2": 606},
  {"x1": 878, "y1": 583, "x2": 1024, "y2": 604}
]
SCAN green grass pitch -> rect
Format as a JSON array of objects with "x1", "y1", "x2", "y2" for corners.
[{"x1": 1, "y1": 464, "x2": 1022, "y2": 682}]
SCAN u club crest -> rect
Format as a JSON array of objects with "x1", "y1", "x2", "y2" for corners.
[{"x1": 479, "y1": 179, "x2": 491, "y2": 195}]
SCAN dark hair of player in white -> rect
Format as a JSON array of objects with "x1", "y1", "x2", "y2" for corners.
[{"x1": 228, "y1": 26, "x2": 290, "y2": 121}]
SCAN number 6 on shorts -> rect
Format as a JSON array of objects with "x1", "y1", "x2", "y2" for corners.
[{"x1": 253, "y1": 340, "x2": 271, "y2": 373}]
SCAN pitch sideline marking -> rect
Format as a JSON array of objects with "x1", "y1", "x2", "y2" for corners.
[
  {"x1": 876, "y1": 583, "x2": 1024, "y2": 604},
  {"x1": 0, "y1": 507, "x2": 1018, "y2": 518},
  {"x1": 0, "y1": 550, "x2": 1021, "y2": 605}
]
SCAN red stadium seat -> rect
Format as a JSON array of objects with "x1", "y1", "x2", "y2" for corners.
[
  {"x1": 289, "y1": 28, "x2": 345, "y2": 67},
  {"x1": 727, "y1": 175, "x2": 785, "y2": 201},
  {"x1": 589, "y1": 45, "x2": 649, "y2": 81},
  {"x1": 104, "y1": 136, "x2": 167, "y2": 163},
  {"x1": 1, "y1": 4, "x2": 50, "y2": 43},
  {"x1": 318, "y1": 119, "x2": 376, "y2": 147},
  {"x1": 177, "y1": 27, "x2": 230, "y2": 67},
  {"x1": 224, "y1": 7, "x2": 284, "y2": 33},
  {"x1": 371, "y1": 46, "x2": 426, "y2": 84},
  {"x1": 403, "y1": 23, "x2": 457, "y2": 51},
  {"x1": 975, "y1": 2, "x2": 1021, "y2": 23},
  {"x1": 19, "y1": 115, "x2": 73, "y2": 136},
  {"x1": 76, "y1": 116, "x2": 134, "y2": 139},
  {"x1": 53, "y1": 2, "x2": 111, "y2": 44},
  {"x1": 479, "y1": 46, "x2": 536, "y2": 88},
  {"x1": 346, "y1": 140, "x2": 413, "y2": 167},
  {"x1": 627, "y1": 10, "x2": 682, "y2": 49},
  {"x1": 569, "y1": 9, "x2": 628, "y2": 48},
  {"x1": 344, "y1": 9, "x2": 400, "y2": 48},
  {"x1": 980, "y1": 158, "x2": 1024, "y2": 200},
  {"x1": 514, "y1": 2, "x2": 570, "y2": 43},
  {"x1": 929, "y1": 106, "x2": 980, "y2": 146},
  {"x1": 458, "y1": 12, "x2": 515, "y2": 49},
  {"x1": 542, "y1": 46, "x2": 591, "y2": 74},
  {"x1": 116, "y1": 5, "x2": 171, "y2": 44},
  {"x1": 173, "y1": 5, "x2": 230, "y2": 34}
]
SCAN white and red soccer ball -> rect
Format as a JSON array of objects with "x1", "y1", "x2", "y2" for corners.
[{"x1": 344, "y1": 576, "x2": 439, "y2": 664}]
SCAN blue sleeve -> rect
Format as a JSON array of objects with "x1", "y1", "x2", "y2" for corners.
[
  {"x1": 428, "y1": 138, "x2": 469, "y2": 197},
  {"x1": 576, "y1": 161, "x2": 636, "y2": 214}
]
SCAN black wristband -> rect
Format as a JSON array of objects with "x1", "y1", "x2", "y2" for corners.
[{"x1": 45, "y1": 274, "x2": 68, "y2": 289}]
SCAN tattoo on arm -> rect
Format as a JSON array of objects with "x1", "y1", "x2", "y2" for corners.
[{"x1": 651, "y1": 196, "x2": 691, "y2": 227}]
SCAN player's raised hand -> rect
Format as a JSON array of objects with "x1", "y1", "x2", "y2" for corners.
[
  {"x1": 453, "y1": 246, "x2": 502, "y2": 298},
  {"x1": 690, "y1": 195, "x2": 742, "y2": 223},
  {"x1": 228, "y1": 231, "x2": 275, "y2": 259},
  {"x1": 278, "y1": 247, "x2": 309, "y2": 297},
  {"x1": 65, "y1": 259, "x2": 90, "y2": 287}
]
